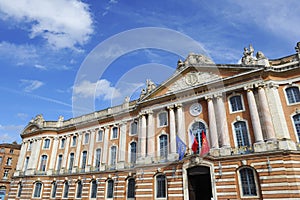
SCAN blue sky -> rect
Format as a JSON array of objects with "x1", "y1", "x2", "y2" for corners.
[{"x1": 0, "y1": 0, "x2": 299, "y2": 143}]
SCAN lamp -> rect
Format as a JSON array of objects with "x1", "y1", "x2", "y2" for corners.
[
  {"x1": 267, "y1": 157, "x2": 272, "y2": 173},
  {"x1": 218, "y1": 161, "x2": 222, "y2": 177}
]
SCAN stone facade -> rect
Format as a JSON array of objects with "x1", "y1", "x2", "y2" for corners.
[{"x1": 9, "y1": 43, "x2": 300, "y2": 200}]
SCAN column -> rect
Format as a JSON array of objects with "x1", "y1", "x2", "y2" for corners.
[
  {"x1": 168, "y1": 105, "x2": 178, "y2": 160},
  {"x1": 147, "y1": 111, "x2": 155, "y2": 158},
  {"x1": 61, "y1": 136, "x2": 70, "y2": 171},
  {"x1": 101, "y1": 126, "x2": 109, "y2": 169},
  {"x1": 48, "y1": 137, "x2": 59, "y2": 174},
  {"x1": 26, "y1": 138, "x2": 42, "y2": 175},
  {"x1": 140, "y1": 114, "x2": 147, "y2": 158},
  {"x1": 15, "y1": 141, "x2": 28, "y2": 171},
  {"x1": 216, "y1": 94, "x2": 230, "y2": 147},
  {"x1": 74, "y1": 133, "x2": 82, "y2": 170},
  {"x1": 118, "y1": 122, "x2": 126, "y2": 168},
  {"x1": 245, "y1": 87, "x2": 264, "y2": 143},
  {"x1": 88, "y1": 130, "x2": 96, "y2": 169},
  {"x1": 258, "y1": 86, "x2": 276, "y2": 141},
  {"x1": 176, "y1": 104, "x2": 186, "y2": 145},
  {"x1": 207, "y1": 97, "x2": 219, "y2": 149}
]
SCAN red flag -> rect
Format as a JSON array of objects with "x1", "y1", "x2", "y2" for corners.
[
  {"x1": 200, "y1": 130, "x2": 210, "y2": 156},
  {"x1": 191, "y1": 137, "x2": 198, "y2": 153}
]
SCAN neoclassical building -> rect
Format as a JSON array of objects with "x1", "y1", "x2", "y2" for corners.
[{"x1": 9, "y1": 43, "x2": 300, "y2": 200}]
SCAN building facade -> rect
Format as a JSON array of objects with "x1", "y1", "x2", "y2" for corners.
[
  {"x1": 0, "y1": 142, "x2": 21, "y2": 200},
  {"x1": 9, "y1": 43, "x2": 300, "y2": 200}
]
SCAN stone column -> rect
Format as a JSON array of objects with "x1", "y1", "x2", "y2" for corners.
[
  {"x1": 168, "y1": 105, "x2": 178, "y2": 160},
  {"x1": 15, "y1": 141, "x2": 28, "y2": 171},
  {"x1": 146, "y1": 111, "x2": 155, "y2": 161},
  {"x1": 48, "y1": 137, "x2": 59, "y2": 174},
  {"x1": 245, "y1": 87, "x2": 264, "y2": 143},
  {"x1": 118, "y1": 122, "x2": 126, "y2": 168},
  {"x1": 257, "y1": 86, "x2": 276, "y2": 141},
  {"x1": 101, "y1": 126, "x2": 110, "y2": 170},
  {"x1": 216, "y1": 94, "x2": 230, "y2": 147},
  {"x1": 140, "y1": 114, "x2": 147, "y2": 158},
  {"x1": 74, "y1": 133, "x2": 83, "y2": 171},
  {"x1": 26, "y1": 138, "x2": 42, "y2": 175},
  {"x1": 61, "y1": 136, "x2": 70, "y2": 171},
  {"x1": 206, "y1": 97, "x2": 219, "y2": 149},
  {"x1": 87, "y1": 130, "x2": 96, "y2": 170},
  {"x1": 176, "y1": 104, "x2": 186, "y2": 145}
]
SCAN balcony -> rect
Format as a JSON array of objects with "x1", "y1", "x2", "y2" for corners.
[{"x1": 231, "y1": 146, "x2": 254, "y2": 155}]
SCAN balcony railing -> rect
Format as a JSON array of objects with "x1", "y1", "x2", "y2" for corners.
[{"x1": 231, "y1": 146, "x2": 253, "y2": 155}]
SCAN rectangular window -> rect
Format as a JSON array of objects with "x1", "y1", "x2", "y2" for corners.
[
  {"x1": 81, "y1": 151, "x2": 87, "y2": 171},
  {"x1": 51, "y1": 182, "x2": 57, "y2": 198},
  {"x1": 112, "y1": 127, "x2": 118, "y2": 139},
  {"x1": 84, "y1": 133, "x2": 90, "y2": 144},
  {"x1": 6, "y1": 157, "x2": 12, "y2": 166},
  {"x1": 0, "y1": 157, "x2": 2, "y2": 164},
  {"x1": 110, "y1": 146, "x2": 117, "y2": 169},
  {"x1": 28, "y1": 141, "x2": 33, "y2": 151},
  {"x1": 97, "y1": 130, "x2": 103, "y2": 142},
  {"x1": 68, "y1": 153, "x2": 74, "y2": 172},
  {"x1": 43, "y1": 139, "x2": 50, "y2": 149},
  {"x1": 131, "y1": 121, "x2": 138, "y2": 135},
  {"x1": 72, "y1": 136, "x2": 77, "y2": 146},
  {"x1": 158, "y1": 112, "x2": 168, "y2": 127},
  {"x1": 60, "y1": 138, "x2": 65, "y2": 148},
  {"x1": 95, "y1": 149, "x2": 101, "y2": 169},
  {"x1": 24, "y1": 157, "x2": 29, "y2": 171},
  {"x1": 230, "y1": 95, "x2": 243, "y2": 112},
  {"x1": 3, "y1": 169, "x2": 9, "y2": 178},
  {"x1": 63, "y1": 182, "x2": 69, "y2": 198},
  {"x1": 9, "y1": 149, "x2": 14, "y2": 154},
  {"x1": 40, "y1": 155, "x2": 47, "y2": 172},
  {"x1": 57, "y1": 155, "x2": 63, "y2": 171}
]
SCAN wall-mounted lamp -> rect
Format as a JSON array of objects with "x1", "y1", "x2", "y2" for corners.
[
  {"x1": 172, "y1": 166, "x2": 176, "y2": 177},
  {"x1": 218, "y1": 161, "x2": 222, "y2": 177},
  {"x1": 267, "y1": 157, "x2": 272, "y2": 173},
  {"x1": 138, "y1": 169, "x2": 144, "y2": 180}
]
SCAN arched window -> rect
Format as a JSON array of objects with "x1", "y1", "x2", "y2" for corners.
[
  {"x1": 63, "y1": 181, "x2": 69, "y2": 198},
  {"x1": 110, "y1": 146, "x2": 117, "y2": 169},
  {"x1": 130, "y1": 142, "x2": 137, "y2": 165},
  {"x1": 159, "y1": 135, "x2": 168, "y2": 160},
  {"x1": 234, "y1": 121, "x2": 250, "y2": 147},
  {"x1": 107, "y1": 179, "x2": 114, "y2": 198},
  {"x1": 81, "y1": 151, "x2": 87, "y2": 171},
  {"x1": 51, "y1": 182, "x2": 57, "y2": 198},
  {"x1": 76, "y1": 181, "x2": 83, "y2": 198},
  {"x1": 95, "y1": 148, "x2": 101, "y2": 170},
  {"x1": 293, "y1": 114, "x2": 300, "y2": 141},
  {"x1": 190, "y1": 122, "x2": 206, "y2": 153},
  {"x1": 130, "y1": 121, "x2": 138, "y2": 135},
  {"x1": 56, "y1": 155, "x2": 63, "y2": 171},
  {"x1": 158, "y1": 112, "x2": 168, "y2": 127},
  {"x1": 33, "y1": 182, "x2": 42, "y2": 198},
  {"x1": 97, "y1": 130, "x2": 103, "y2": 142},
  {"x1": 43, "y1": 139, "x2": 50, "y2": 149},
  {"x1": 90, "y1": 180, "x2": 97, "y2": 198},
  {"x1": 84, "y1": 133, "x2": 90, "y2": 144},
  {"x1": 72, "y1": 136, "x2": 77, "y2": 146},
  {"x1": 239, "y1": 168, "x2": 258, "y2": 197},
  {"x1": 229, "y1": 95, "x2": 244, "y2": 112},
  {"x1": 39, "y1": 155, "x2": 47, "y2": 172},
  {"x1": 156, "y1": 174, "x2": 167, "y2": 198},
  {"x1": 68, "y1": 153, "x2": 74, "y2": 172},
  {"x1": 127, "y1": 178, "x2": 135, "y2": 199},
  {"x1": 286, "y1": 86, "x2": 300, "y2": 104},
  {"x1": 60, "y1": 138, "x2": 65, "y2": 148},
  {"x1": 17, "y1": 183, "x2": 22, "y2": 197}
]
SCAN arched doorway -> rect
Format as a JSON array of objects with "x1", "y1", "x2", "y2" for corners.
[
  {"x1": 187, "y1": 166, "x2": 212, "y2": 200},
  {"x1": 0, "y1": 186, "x2": 6, "y2": 200}
]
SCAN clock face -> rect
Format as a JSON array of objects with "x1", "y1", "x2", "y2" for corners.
[{"x1": 189, "y1": 103, "x2": 202, "y2": 116}]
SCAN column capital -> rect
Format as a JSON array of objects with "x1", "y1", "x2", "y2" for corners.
[
  {"x1": 174, "y1": 103, "x2": 183, "y2": 108},
  {"x1": 214, "y1": 93, "x2": 223, "y2": 99},
  {"x1": 244, "y1": 84, "x2": 254, "y2": 91},
  {"x1": 266, "y1": 82, "x2": 279, "y2": 89},
  {"x1": 205, "y1": 95, "x2": 213, "y2": 101},
  {"x1": 145, "y1": 110, "x2": 153, "y2": 114},
  {"x1": 167, "y1": 105, "x2": 175, "y2": 110}
]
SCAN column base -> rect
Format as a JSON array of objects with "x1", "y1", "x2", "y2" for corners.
[
  {"x1": 117, "y1": 162, "x2": 125, "y2": 169},
  {"x1": 168, "y1": 153, "x2": 179, "y2": 161},
  {"x1": 100, "y1": 164, "x2": 106, "y2": 171},
  {"x1": 253, "y1": 141, "x2": 267, "y2": 152},
  {"x1": 219, "y1": 147, "x2": 231, "y2": 156},
  {"x1": 136, "y1": 157, "x2": 146, "y2": 165},
  {"x1": 144, "y1": 156, "x2": 155, "y2": 164},
  {"x1": 209, "y1": 148, "x2": 220, "y2": 157},
  {"x1": 266, "y1": 140, "x2": 279, "y2": 151},
  {"x1": 25, "y1": 169, "x2": 35, "y2": 176},
  {"x1": 278, "y1": 139, "x2": 296, "y2": 150}
]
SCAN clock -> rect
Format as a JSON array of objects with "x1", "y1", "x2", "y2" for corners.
[{"x1": 189, "y1": 103, "x2": 202, "y2": 116}]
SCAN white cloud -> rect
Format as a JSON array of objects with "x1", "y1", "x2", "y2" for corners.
[
  {"x1": 17, "y1": 113, "x2": 28, "y2": 121},
  {"x1": 0, "y1": 124, "x2": 24, "y2": 142},
  {"x1": 20, "y1": 79, "x2": 44, "y2": 92},
  {"x1": 73, "y1": 79, "x2": 121, "y2": 101},
  {"x1": 0, "y1": 0, "x2": 94, "y2": 50},
  {"x1": 34, "y1": 64, "x2": 47, "y2": 70}
]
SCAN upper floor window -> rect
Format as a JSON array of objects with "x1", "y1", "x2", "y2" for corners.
[
  {"x1": 56, "y1": 155, "x2": 63, "y2": 171},
  {"x1": 0, "y1": 156, "x2": 2, "y2": 164},
  {"x1": 68, "y1": 153, "x2": 74, "y2": 171},
  {"x1": 229, "y1": 95, "x2": 244, "y2": 112},
  {"x1": 51, "y1": 182, "x2": 57, "y2": 198},
  {"x1": 159, "y1": 135, "x2": 168, "y2": 160},
  {"x1": 97, "y1": 130, "x2": 103, "y2": 142},
  {"x1": 76, "y1": 181, "x2": 83, "y2": 198},
  {"x1": 24, "y1": 157, "x2": 29, "y2": 171},
  {"x1": 17, "y1": 182, "x2": 23, "y2": 198},
  {"x1": 33, "y1": 182, "x2": 42, "y2": 198},
  {"x1": 127, "y1": 178, "x2": 135, "y2": 199},
  {"x1": 95, "y1": 149, "x2": 101, "y2": 169},
  {"x1": 63, "y1": 181, "x2": 69, "y2": 198},
  {"x1": 3, "y1": 169, "x2": 9, "y2": 179},
  {"x1": 239, "y1": 168, "x2": 258, "y2": 197},
  {"x1": 130, "y1": 142, "x2": 137, "y2": 165},
  {"x1": 39, "y1": 155, "x2": 47, "y2": 172},
  {"x1": 43, "y1": 139, "x2": 50, "y2": 149},
  {"x1": 130, "y1": 121, "x2": 138, "y2": 135},
  {"x1": 112, "y1": 127, "x2": 118, "y2": 139},
  {"x1": 158, "y1": 112, "x2": 168, "y2": 127},
  {"x1": 110, "y1": 146, "x2": 117, "y2": 169},
  {"x1": 90, "y1": 180, "x2": 97, "y2": 198},
  {"x1": 81, "y1": 151, "x2": 87, "y2": 171},
  {"x1": 6, "y1": 157, "x2": 12, "y2": 166},
  {"x1": 190, "y1": 122, "x2": 206, "y2": 154},
  {"x1": 234, "y1": 121, "x2": 250, "y2": 147},
  {"x1": 9, "y1": 149, "x2": 14, "y2": 154},
  {"x1": 84, "y1": 133, "x2": 90, "y2": 144},
  {"x1": 72, "y1": 136, "x2": 77, "y2": 146},
  {"x1": 156, "y1": 174, "x2": 167, "y2": 198},
  {"x1": 60, "y1": 138, "x2": 66, "y2": 149},
  {"x1": 0, "y1": 148, "x2": 4, "y2": 153},
  {"x1": 286, "y1": 86, "x2": 300, "y2": 104},
  {"x1": 107, "y1": 179, "x2": 114, "y2": 199},
  {"x1": 293, "y1": 114, "x2": 300, "y2": 142},
  {"x1": 28, "y1": 141, "x2": 33, "y2": 151}
]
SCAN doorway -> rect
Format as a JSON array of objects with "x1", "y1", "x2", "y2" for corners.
[{"x1": 188, "y1": 166, "x2": 213, "y2": 200}]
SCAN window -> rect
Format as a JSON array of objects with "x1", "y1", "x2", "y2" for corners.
[
  {"x1": 81, "y1": 151, "x2": 87, "y2": 171},
  {"x1": 234, "y1": 121, "x2": 250, "y2": 147},
  {"x1": 159, "y1": 135, "x2": 168, "y2": 160},
  {"x1": 68, "y1": 153, "x2": 74, "y2": 171},
  {"x1": 9, "y1": 149, "x2": 14, "y2": 154},
  {"x1": 3, "y1": 170, "x2": 9, "y2": 179},
  {"x1": 190, "y1": 122, "x2": 206, "y2": 153},
  {"x1": 158, "y1": 112, "x2": 168, "y2": 127},
  {"x1": 60, "y1": 138, "x2": 66, "y2": 148},
  {"x1": 156, "y1": 174, "x2": 167, "y2": 198},
  {"x1": 107, "y1": 179, "x2": 114, "y2": 198},
  {"x1": 43, "y1": 139, "x2": 50, "y2": 149},
  {"x1": 293, "y1": 114, "x2": 300, "y2": 141},
  {"x1": 110, "y1": 146, "x2": 117, "y2": 169},
  {"x1": 112, "y1": 127, "x2": 118, "y2": 139},
  {"x1": 17, "y1": 182, "x2": 22, "y2": 198},
  {"x1": 97, "y1": 130, "x2": 103, "y2": 142},
  {"x1": 72, "y1": 136, "x2": 77, "y2": 146},
  {"x1": 130, "y1": 142, "x2": 137, "y2": 165},
  {"x1": 131, "y1": 121, "x2": 138, "y2": 135},
  {"x1": 84, "y1": 133, "x2": 90, "y2": 144},
  {"x1": 56, "y1": 155, "x2": 63, "y2": 171},
  {"x1": 0, "y1": 148, "x2": 4, "y2": 153},
  {"x1": 127, "y1": 178, "x2": 135, "y2": 199},
  {"x1": 51, "y1": 182, "x2": 57, "y2": 198},
  {"x1": 39, "y1": 155, "x2": 47, "y2": 171},
  {"x1": 24, "y1": 157, "x2": 29, "y2": 171},
  {"x1": 0, "y1": 157, "x2": 2, "y2": 164},
  {"x1": 28, "y1": 141, "x2": 33, "y2": 151},
  {"x1": 286, "y1": 86, "x2": 300, "y2": 104},
  {"x1": 239, "y1": 168, "x2": 258, "y2": 197},
  {"x1": 90, "y1": 180, "x2": 97, "y2": 198},
  {"x1": 33, "y1": 182, "x2": 42, "y2": 198},
  {"x1": 229, "y1": 95, "x2": 244, "y2": 112},
  {"x1": 63, "y1": 181, "x2": 69, "y2": 198},
  {"x1": 76, "y1": 181, "x2": 83, "y2": 198},
  {"x1": 6, "y1": 157, "x2": 12, "y2": 166},
  {"x1": 95, "y1": 149, "x2": 101, "y2": 170}
]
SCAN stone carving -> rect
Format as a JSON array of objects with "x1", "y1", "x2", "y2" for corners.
[
  {"x1": 30, "y1": 114, "x2": 44, "y2": 126},
  {"x1": 241, "y1": 44, "x2": 269, "y2": 66},
  {"x1": 295, "y1": 42, "x2": 300, "y2": 53},
  {"x1": 139, "y1": 79, "x2": 157, "y2": 99},
  {"x1": 177, "y1": 59, "x2": 185, "y2": 70},
  {"x1": 184, "y1": 53, "x2": 214, "y2": 65}
]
